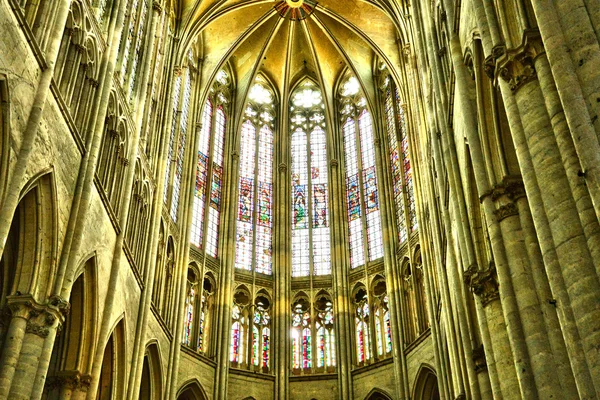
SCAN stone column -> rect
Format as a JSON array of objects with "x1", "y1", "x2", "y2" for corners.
[{"x1": 497, "y1": 34, "x2": 600, "y2": 396}]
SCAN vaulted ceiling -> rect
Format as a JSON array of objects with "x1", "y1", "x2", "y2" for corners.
[{"x1": 173, "y1": 0, "x2": 409, "y2": 126}]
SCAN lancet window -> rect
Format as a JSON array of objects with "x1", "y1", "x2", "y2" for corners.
[
  {"x1": 290, "y1": 80, "x2": 331, "y2": 277},
  {"x1": 182, "y1": 267, "x2": 216, "y2": 354},
  {"x1": 381, "y1": 72, "x2": 418, "y2": 244},
  {"x1": 353, "y1": 286, "x2": 371, "y2": 365},
  {"x1": 291, "y1": 292, "x2": 336, "y2": 374},
  {"x1": 234, "y1": 78, "x2": 276, "y2": 275},
  {"x1": 118, "y1": 0, "x2": 150, "y2": 99},
  {"x1": 164, "y1": 52, "x2": 195, "y2": 222},
  {"x1": 339, "y1": 75, "x2": 384, "y2": 269},
  {"x1": 190, "y1": 70, "x2": 231, "y2": 258}
]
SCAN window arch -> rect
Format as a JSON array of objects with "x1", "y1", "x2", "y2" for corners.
[
  {"x1": 353, "y1": 285, "x2": 372, "y2": 365},
  {"x1": 234, "y1": 77, "x2": 276, "y2": 275},
  {"x1": 190, "y1": 69, "x2": 232, "y2": 258},
  {"x1": 165, "y1": 51, "x2": 196, "y2": 222},
  {"x1": 182, "y1": 266, "x2": 216, "y2": 353},
  {"x1": 118, "y1": 0, "x2": 150, "y2": 100},
  {"x1": 291, "y1": 291, "x2": 336, "y2": 374},
  {"x1": 290, "y1": 79, "x2": 331, "y2": 277},
  {"x1": 380, "y1": 71, "x2": 418, "y2": 244},
  {"x1": 339, "y1": 75, "x2": 384, "y2": 269},
  {"x1": 291, "y1": 295, "x2": 312, "y2": 372},
  {"x1": 371, "y1": 278, "x2": 392, "y2": 358},
  {"x1": 229, "y1": 287, "x2": 271, "y2": 371}
]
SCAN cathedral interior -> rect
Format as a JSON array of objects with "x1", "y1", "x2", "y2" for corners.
[{"x1": 0, "y1": 0, "x2": 599, "y2": 398}]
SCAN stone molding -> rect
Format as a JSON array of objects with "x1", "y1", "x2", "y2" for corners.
[
  {"x1": 497, "y1": 30, "x2": 545, "y2": 92},
  {"x1": 464, "y1": 262, "x2": 499, "y2": 307},
  {"x1": 3, "y1": 294, "x2": 67, "y2": 336},
  {"x1": 45, "y1": 371, "x2": 92, "y2": 391}
]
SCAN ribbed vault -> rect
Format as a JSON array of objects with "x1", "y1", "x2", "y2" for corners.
[{"x1": 173, "y1": 0, "x2": 408, "y2": 127}]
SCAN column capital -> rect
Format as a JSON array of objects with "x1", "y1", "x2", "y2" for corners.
[
  {"x1": 494, "y1": 202, "x2": 519, "y2": 222},
  {"x1": 464, "y1": 262, "x2": 499, "y2": 307},
  {"x1": 472, "y1": 344, "x2": 488, "y2": 373},
  {"x1": 497, "y1": 30, "x2": 544, "y2": 92}
]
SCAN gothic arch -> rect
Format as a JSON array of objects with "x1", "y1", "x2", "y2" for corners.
[
  {"x1": 176, "y1": 378, "x2": 209, "y2": 400},
  {"x1": 0, "y1": 171, "x2": 58, "y2": 306},
  {"x1": 44, "y1": 256, "x2": 97, "y2": 398},
  {"x1": 97, "y1": 317, "x2": 126, "y2": 399},
  {"x1": 139, "y1": 341, "x2": 163, "y2": 400},
  {"x1": 363, "y1": 387, "x2": 393, "y2": 400},
  {"x1": 412, "y1": 364, "x2": 440, "y2": 400}
]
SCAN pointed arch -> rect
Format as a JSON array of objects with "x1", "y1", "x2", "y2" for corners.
[
  {"x1": 139, "y1": 341, "x2": 163, "y2": 400},
  {"x1": 0, "y1": 171, "x2": 58, "y2": 307},
  {"x1": 364, "y1": 387, "x2": 394, "y2": 400},
  {"x1": 44, "y1": 256, "x2": 97, "y2": 398},
  {"x1": 176, "y1": 378, "x2": 209, "y2": 400},
  {"x1": 97, "y1": 317, "x2": 126, "y2": 400},
  {"x1": 412, "y1": 364, "x2": 440, "y2": 400}
]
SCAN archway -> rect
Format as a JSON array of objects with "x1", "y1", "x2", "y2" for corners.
[
  {"x1": 138, "y1": 343, "x2": 163, "y2": 400},
  {"x1": 413, "y1": 365, "x2": 440, "y2": 400},
  {"x1": 364, "y1": 388, "x2": 393, "y2": 400},
  {"x1": 176, "y1": 379, "x2": 208, "y2": 400}
]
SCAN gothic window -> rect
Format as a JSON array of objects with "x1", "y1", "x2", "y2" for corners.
[
  {"x1": 97, "y1": 93, "x2": 128, "y2": 214},
  {"x1": 118, "y1": 0, "x2": 150, "y2": 99},
  {"x1": 290, "y1": 80, "x2": 331, "y2": 277},
  {"x1": 234, "y1": 78, "x2": 275, "y2": 275},
  {"x1": 372, "y1": 279, "x2": 392, "y2": 358},
  {"x1": 315, "y1": 294, "x2": 336, "y2": 371},
  {"x1": 291, "y1": 292, "x2": 336, "y2": 374},
  {"x1": 251, "y1": 294, "x2": 271, "y2": 371},
  {"x1": 182, "y1": 268, "x2": 215, "y2": 353},
  {"x1": 125, "y1": 160, "x2": 152, "y2": 269},
  {"x1": 339, "y1": 75, "x2": 384, "y2": 269},
  {"x1": 190, "y1": 70, "x2": 231, "y2": 258},
  {"x1": 353, "y1": 286, "x2": 371, "y2": 365},
  {"x1": 291, "y1": 296, "x2": 312, "y2": 371},
  {"x1": 401, "y1": 260, "x2": 417, "y2": 343},
  {"x1": 164, "y1": 54, "x2": 195, "y2": 222},
  {"x1": 381, "y1": 73, "x2": 418, "y2": 244},
  {"x1": 153, "y1": 234, "x2": 175, "y2": 325}
]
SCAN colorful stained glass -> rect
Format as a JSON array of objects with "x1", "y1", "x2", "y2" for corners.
[
  {"x1": 364, "y1": 167, "x2": 379, "y2": 213},
  {"x1": 312, "y1": 185, "x2": 328, "y2": 227},
  {"x1": 356, "y1": 301, "x2": 371, "y2": 363},
  {"x1": 164, "y1": 75, "x2": 182, "y2": 203},
  {"x1": 170, "y1": 72, "x2": 192, "y2": 221},
  {"x1": 346, "y1": 175, "x2": 361, "y2": 221},
  {"x1": 293, "y1": 185, "x2": 308, "y2": 228},
  {"x1": 234, "y1": 81, "x2": 275, "y2": 275},
  {"x1": 292, "y1": 302, "x2": 312, "y2": 369},
  {"x1": 230, "y1": 305, "x2": 244, "y2": 363},
  {"x1": 316, "y1": 301, "x2": 335, "y2": 368},
  {"x1": 210, "y1": 165, "x2": 223, "y2": 210},
  {"x1": 190, "y1": 101, "x2": 212, "y2": 248},
  {"x1": 385, "y1": 86, "x2": 408, "y2": 244},
  {"x1": 183, "y1": 286, "x2": 195, "y2": 347}
]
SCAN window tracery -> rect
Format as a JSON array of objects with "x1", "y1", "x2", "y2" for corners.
[
  {"x1": 339, "y1": 75, "x2": 384, "y2": 269},
  {"x1": 229, "y1": 289, "x2": 271, "y2": 372},
  {"x1": 182, "y1": 268, "x2": 216, "y2": 354},
  {"x1": 190, "y1": 69, "x2": 231, "y2": 258},
  {"x1": 234, "y1": 78, "x2": 276, "y2": 275},
  {"x1": 290, "y1": 80, "x2": 331, "y2": 277}
]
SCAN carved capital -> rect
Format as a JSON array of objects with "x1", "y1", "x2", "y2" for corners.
[
  {"x1": 497, "y1": 30, "x2": 544, "y2": 92},
  {"x1": 402, "y1": 43, "x2": 411, "y2": 57},
  {"x1": 494, "y1": 202, "x2": 519, "y2": 222},
  {"x1": 330, "y1": 159, "x2": 339, "y2": 168},
  {"x1": 231, "y1": 151, "x2": 239, "y2": 161},
  {"x1": 46, "y1": 372, "x2": 92, "y2": 391},
  {"x1": 437, "y1": 46, "x2": 447, "y2": 58},
  {"x1": 464, "y1": 262, "x2": 499, "y2": 307},
  {"x1": 503, "y1": 178, "x2": 526, "y2": 201},
  {"x1": 152, "y1": 1, "x2": 162, "y2": 12},
  {"x1": 278, "y1": 163, "x2": 288, "y2": 173},
  {"x1": 484, "y1": 55, "x2": 496, "y2": 79}
]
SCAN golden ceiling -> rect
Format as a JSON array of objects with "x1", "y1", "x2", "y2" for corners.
[{"x1": 172, "y1": 0, "x2": 409, "y2": 124}]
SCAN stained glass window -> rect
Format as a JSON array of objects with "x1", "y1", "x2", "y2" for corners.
[
  {"x1": 292, "y1": 300, "x2": 312, "y2": 369},
  {"x1": 170, "y1": 71, "x2": 192, "y2": 221},
  {"x1": 375, "y1": 295, "x2": 392, "y2": 357},
  {"x1": 190, "y1": 71, "x2": 230, "y2": 257},
  {"x1": 230, "y1": 304, "x2": 245, "y2": 363},
  {"x1": 290, "y1": 81, "x2": 331, "y2": 277},
  {"x1": 234, "y1": 80, "x2": 275, "y2": 275},
  {"x1": 340, "y1": 75, "x2": 384, "y2": 269},
  {"x1": 354, "y1": 289, "x2": 371, "y2": 363},
  {"x1": 315, "y1": 297, "x2": 336, "y2": 369},
  {"x1": 183, "y1": 285, "x2": 195, "y2": 347},
  {"x1": 127, "y1": 0, "x2": 148, "y2": 98},
  {"x1": 164, "y1": 74, "x2": 182, "y2": 203},
  {"x1": 251, "y1": 299, "x2": 271, "y2": 370},
  {"x1": 119, "y1": 0, "x2": 139, "y2": 86}
]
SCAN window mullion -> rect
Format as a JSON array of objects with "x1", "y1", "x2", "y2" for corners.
[
  {"x1": 353, "y1": 116, "x2": 370, "y2": 265},
  {"x1": 306, "y1": 126, "x2": 315, "y2": 277},
  {"x1": 250, "y1": 122, "x2": 261, "y2": 273}
]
